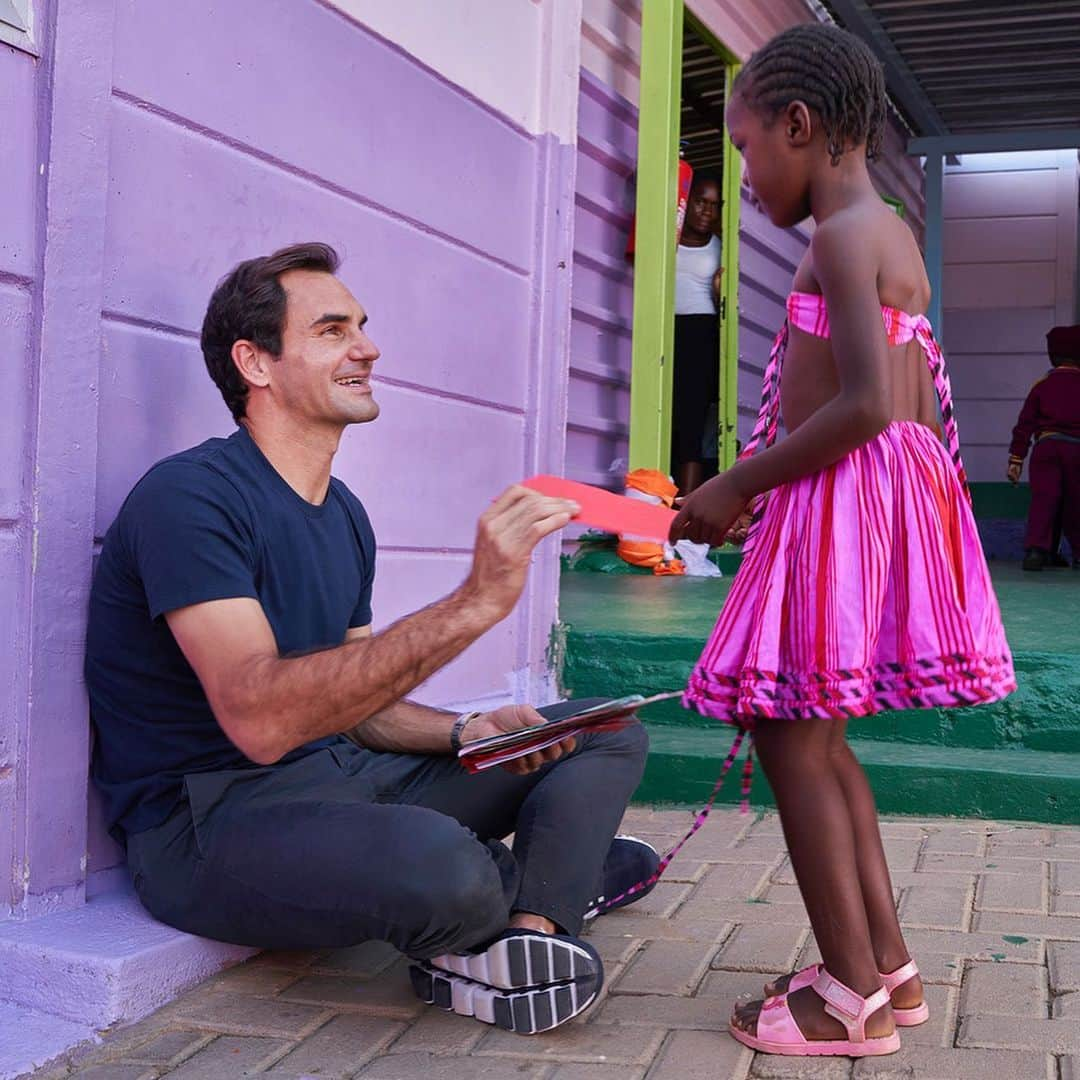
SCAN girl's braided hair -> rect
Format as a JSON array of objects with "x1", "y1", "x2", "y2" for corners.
[{"x1": 733, "y1": 24, "x2": 887, "y2": 164}]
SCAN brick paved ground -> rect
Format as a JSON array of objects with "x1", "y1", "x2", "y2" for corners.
[{"x1": 27, "y1": 809, "x2": 1080, "y2": 1080}]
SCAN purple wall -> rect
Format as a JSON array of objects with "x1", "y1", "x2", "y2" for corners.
[{"x1": 3, "y1": 0, "x2": 577, "y2": 916}]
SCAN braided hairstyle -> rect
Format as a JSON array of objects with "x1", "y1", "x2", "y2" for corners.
[{"x1": 733, "y1": 24, "x2": 887, "y2": 164}]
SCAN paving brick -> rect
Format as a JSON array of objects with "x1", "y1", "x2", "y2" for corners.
[
  {"x1": 898, "y1": 883, "x2": 973, "y2": 930},
  {"x1": 660, "y1": 858, "x2": 709, "y2": 883},
  {"x1": 923, "y1": 827, "x2": 985, "y2": 856},
  {"x1": 751, "y1": 1057, "x2": 853, "y2": 1079},
  {"x1": 987, "y1": 827, "x2": 1051, "y2": 851},
  {"x1": 172, "y1": 993, "x2": 330, "y2": 1038},
  {"x1": 918, "y1": 853, "x2": 1037, "y2": 875},
  {"x1": 974, "y1": 911, "x2": 1080, "y2": 941},
  {"x1": 386, "y1": 1009, "x2": 487, "y2": 1055},
  {"x1": 200, "y1": 963, "x2": 301, "y2": 996},
  {"x1": 311, "y1": 940, "x2": 401, "y2": 978},
  {"x1": 594, "y1": 991, "x2": 725, "y2": 1030},
  {"x1": 961, "y1": 960, "x2": 1047, "y2": 1017},
  {"x1": 589, "y1": 910, "x2": 730, "y2": 943},
  {"x1": 547, "y1": 1065, "x2": 646, "y2": 1080},
  {"x1": 976, "y1": 869, "x2": 1046, "y2": 914},
  {"x1": 280, "y1": 970, "x2": 425, "y2": 1020},
  {"x1": 587, "y1": 933, "x2": 644, "y2": 967},
  {"x1": 959, "y1": 1014, "x2": 1080, "y2": 1053},
  {"x1": 852, "y1": 1045, "x2": 1049, "y2": 1079},
  {"x1": 674, "y1": 895, "x2": 810, "y2": 931},
  {"x1": 70, "y1": 1067, "x2": 154, "y2": 1080},
  {"x1": 1063, "y1": 1057, "x2": 1080, "y2": 1080},
  {"x1": 692, "y1": 863, "x2": 777, "y2": 901},
  {"x1": 1053, "y1": 894, "x2": 1080, "y2": 915},
  {"x1": 900, "y1": 927, "x2": 1042, "y2": 963},
  {"x1": 1053, "y1": 863, "x2": 1080, "y2": 895},
  {"x1": 1052, "y1": 828, "x2": 1080, "y2": 849},
  {"x1": 882, "y1": 838, "x2": 924, "y2": 871},
  {"x1": 356, "y1": 1053, "x2": 547, "y2": 1079},
  {"x1": 759, "y1": 884, "x2": 806, "y2": 906},
  {"x1": 163, "y1": 1036, "x2": 293, "y2": 1079},
  {"x1": 698, "y1": 968, "x2": 787, "y2": 1006},
  {"x1": 726, "y1": 836, "x2": 790, "y2": 864},
  {"x1": 608, "y1": 880, "x2": 692, "y2": 918},
  {"x1": 1048, "y1": 941, "x2": 1080, "y2": 992},
  {"x1": 475, "y1": 1021, "x2": 666, "y2": 1064},
  {"x1": 646, "y1": 1029, "x2": 752, "y2": 1080},
  {"x1": 261, "y1": 1014, "x2": 406, "y2": 1078},
  {"x1": 120, "y1": 1030, "x2": 212, "y2": 1065},
  {"x1": 1054, "y1": 992, "x2": 1080, "y2": 1018},
  {"x1": 615, "y1": 938, "x2": 717, "y2": 995},
  {"x1": 712, "y1": 923, "x2": 808, "y2": 974}
]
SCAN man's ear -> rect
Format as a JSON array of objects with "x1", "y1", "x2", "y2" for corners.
[
  {"x1": 784, "y1": 101, "x2": 814, "y2": 148},
  {"x1": 231, "y1": 340, "x2": 272, "y2": 390}
]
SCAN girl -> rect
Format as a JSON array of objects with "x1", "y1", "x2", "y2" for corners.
[{"x1": 669, "y1": 24, "x2": 1016, "y2": 1058}]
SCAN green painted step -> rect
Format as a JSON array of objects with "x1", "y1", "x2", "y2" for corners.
[
  {"x1": 558, "y1": 564, "x2": 1080, "y2": 822},
  {"x1": 637, "y1": 727, "x2": 1080, "y2": 825}
]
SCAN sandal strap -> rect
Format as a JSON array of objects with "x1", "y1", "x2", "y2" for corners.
[
  {"x1": 811, "y1": 969, "x2": 890, "y2": 1043},
  {"x1": 880, "y1": 959, "x2": 919, "y2": 992}
]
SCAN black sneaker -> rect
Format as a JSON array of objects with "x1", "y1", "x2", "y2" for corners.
[
  {"x1": 409, "y1": 929, "x2": 603, "y2": 1035},
  {"x1": 1023, "y1": 548, "x2": 1048, "y2": 572},
  {"x1": 583, "y1": 835, "x2": 661, "y2": 920}
]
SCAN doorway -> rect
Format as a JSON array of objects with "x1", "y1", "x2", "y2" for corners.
[{"x1": 628, "y1": 3, "x2": 741, "y2": 482}]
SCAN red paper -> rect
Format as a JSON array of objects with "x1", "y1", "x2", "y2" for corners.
[{"x1": 522, "y1": 475, "x2": 675, "y2": 543}]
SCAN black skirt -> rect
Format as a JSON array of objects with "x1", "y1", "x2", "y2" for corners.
[{"x1": 672, "y1": 313, "x2": 720, "y2": 464}]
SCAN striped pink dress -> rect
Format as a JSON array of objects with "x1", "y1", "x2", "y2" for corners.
[{"x1": 685, "y1": 291, "x2": 1016, "y2": 727}]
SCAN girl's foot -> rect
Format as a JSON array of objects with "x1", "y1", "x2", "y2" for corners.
[
  {"x1": 764, "y1": 962, "x2": 924, "y2": 1015},
  {"x1": 732, "y1": 984, "x2": 896, "y2": 1044}
]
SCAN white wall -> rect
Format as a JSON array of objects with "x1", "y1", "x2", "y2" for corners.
[{"x1": 942, "y1": 150, "x2": 1080, "y2": 481}]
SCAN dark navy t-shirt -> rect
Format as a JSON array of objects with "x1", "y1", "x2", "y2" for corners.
[{"x1": 86, "y1": 426, "x2": 376, "y2": 839}]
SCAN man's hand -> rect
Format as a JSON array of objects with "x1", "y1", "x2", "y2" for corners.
[
  {"x1": 462, "y1": 486, "x2": 578, "y2": 621},
  {"x1": 462, "y1": 703, "x2": 576, "y2": 775},
  {"x1": 1007, "y1": 460, "x2": 1022, "y2": 485},
  {"x1": 712, "y1": 266, "x2": 724, "y2": 308}
]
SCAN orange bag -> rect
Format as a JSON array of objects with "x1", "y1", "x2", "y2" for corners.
[{"x1": 616, "y1": 470, "x2": 685, "y2": 575}]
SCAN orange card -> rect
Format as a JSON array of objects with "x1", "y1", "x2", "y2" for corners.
[{"x1": 522, "y1": 474, "x2": 675, "y2": 542}]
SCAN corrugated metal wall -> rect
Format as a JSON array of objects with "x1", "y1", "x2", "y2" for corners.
[
  {"x1": 568, "y1": 0, "x2": 928, "y2": 486},
  {"x1": 942, "y1": 150, "x2": 1080, "y2": 482}
]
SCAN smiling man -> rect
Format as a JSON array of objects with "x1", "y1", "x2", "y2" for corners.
[{"x1": 85, "y1": 243, "x2": 655, "y2": 1034}]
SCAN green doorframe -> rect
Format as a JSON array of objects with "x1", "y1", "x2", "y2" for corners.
[{"x1": 628, "y1": 4, "x2": 742, "y2": 473}]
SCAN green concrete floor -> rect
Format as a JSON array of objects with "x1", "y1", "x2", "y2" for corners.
[{"x1": 559, "y1": 563, "x2": 1080, "y2": 823}]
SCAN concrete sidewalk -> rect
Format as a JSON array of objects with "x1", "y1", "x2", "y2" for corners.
[{"x1": 25, "y1": 808, "x2": 1080, "y2": 1080}]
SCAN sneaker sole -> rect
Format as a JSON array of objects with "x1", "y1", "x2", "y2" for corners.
[
  {"x1": 409, "y1": 961, "x2": 601, "y2": 1034},
  {"x1": 427, "y1": 933, "x2": 598, "y2": 991}
]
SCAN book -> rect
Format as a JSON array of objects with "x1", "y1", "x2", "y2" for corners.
[
  {"x1": 521, "y1": 474, "x2": 676, "y2": 543},
  {"x1": 457, "y1": 692, "x2": 683, "y2": 773}
]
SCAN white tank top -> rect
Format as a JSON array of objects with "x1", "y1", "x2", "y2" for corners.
[{"x1": 675, "y1": 234, "x2": 721, "y2": 315}]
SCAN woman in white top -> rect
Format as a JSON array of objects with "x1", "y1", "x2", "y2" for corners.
[{"x1": 673, "y1": 173, "x2": 723, "y2": 495}]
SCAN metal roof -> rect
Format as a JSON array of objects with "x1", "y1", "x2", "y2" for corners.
[
  {"x1": 821, "y1": 0, "x2": 1080, "y2": 139},
  {"x1": 680, "y1": 22, "x2": 728, "y2": 172}
]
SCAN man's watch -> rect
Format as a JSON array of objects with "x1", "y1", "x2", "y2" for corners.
[{"x1": 450, "y1": 711, "x2": 482, "y2": 754}]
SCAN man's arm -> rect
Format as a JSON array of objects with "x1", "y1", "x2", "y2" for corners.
[
  {"x1": 1008, "y1": 381, "x2": 1043, "y2": 479},
  {"x1": 166, "y1": 486, "x2": 577, "y2": 765}
]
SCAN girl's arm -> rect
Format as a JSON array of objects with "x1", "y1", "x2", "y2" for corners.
[{"x1": 670, "y1": 217, "x2": 892, "y2": 545}]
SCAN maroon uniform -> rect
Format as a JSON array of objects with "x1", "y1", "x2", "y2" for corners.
[{"x1": 1009, "y1": 362, "x2": 1080, "y2": 560}]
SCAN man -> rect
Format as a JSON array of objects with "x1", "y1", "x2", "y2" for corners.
[
  {"x1": 1007, "y1": 324, "x2": 1080, "y2": 571},
  {"x1": 85, "y1": 242, "x2": 656, "y2": 1035}
]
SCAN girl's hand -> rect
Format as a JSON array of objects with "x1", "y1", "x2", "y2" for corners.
[{"x1": 669, "y1": 472, "x2": 746, "y2": 547}]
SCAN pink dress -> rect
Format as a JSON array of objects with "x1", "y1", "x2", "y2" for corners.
[{"x1": 684, "y1": 291, "x2": 1016, "y2": 727}]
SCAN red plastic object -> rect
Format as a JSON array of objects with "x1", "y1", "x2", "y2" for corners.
[{"x1": 522, "y1": 475, "x2": 675, "y2": 543}]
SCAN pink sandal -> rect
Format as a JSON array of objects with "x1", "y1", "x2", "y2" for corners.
[
  {"x1": 731, "y1": 968, "x2": 901, "y2": 1057},
  {"x1": 767, "y1": 958, "x2": 928, "y2": 1026}
]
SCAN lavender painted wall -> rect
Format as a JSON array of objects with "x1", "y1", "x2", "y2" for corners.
[
  {"x1": 4, "y1": 0, "x2": 581, "y2": 917},
  {"x1": 941, "y1": 151, "x2": 1080, "y2": 482}
]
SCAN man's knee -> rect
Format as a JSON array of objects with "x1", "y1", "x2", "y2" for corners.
[{"x1": 396, "y1": 834, "x2": 513, "y2": 958}]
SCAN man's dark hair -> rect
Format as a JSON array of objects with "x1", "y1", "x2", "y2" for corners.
[
  {"x1": 690, "y1": 170, "x2": 721, "y2": 193},
  {"x1": 732, "y1": 24, "x2": 887, "y2": 164},
  {"x1": 200, "y1": 242, "x2": 341, "y2": 421}
]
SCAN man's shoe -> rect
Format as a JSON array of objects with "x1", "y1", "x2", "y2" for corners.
[
  {"x1": 409, "y1": 929, "x2": 603, "y2": 1035},
  {"x1": 583, "y1": 835, "x2": 661, "y2": 920},
  {"x1": 1023, "y1": 548, "x2": 1048, "y2": 572}
]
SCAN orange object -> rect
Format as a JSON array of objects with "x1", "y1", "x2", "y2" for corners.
[
  {"x1": 615, "y1": 468, "x2": 682, "y2": 573},
  {"x1": 521, "y1": 475, "x2": 675, "y2": 544}
]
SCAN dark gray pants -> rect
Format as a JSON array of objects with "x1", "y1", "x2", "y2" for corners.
[{"x1": 126, "y1": 705, "x2": 648, "y2": 958}]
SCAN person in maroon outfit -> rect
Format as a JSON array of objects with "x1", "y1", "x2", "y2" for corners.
[{"x1": 1007, "y1": 325, "x2": 1080, "y2": 571}]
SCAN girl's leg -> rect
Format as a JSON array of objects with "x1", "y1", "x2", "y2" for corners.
[
  {"x1": 731, "y1": 717, "x2": 893, "y2": 1042},
  {"x1": 760, "y1": 728, "x2": 923, "y2": 1010}
]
